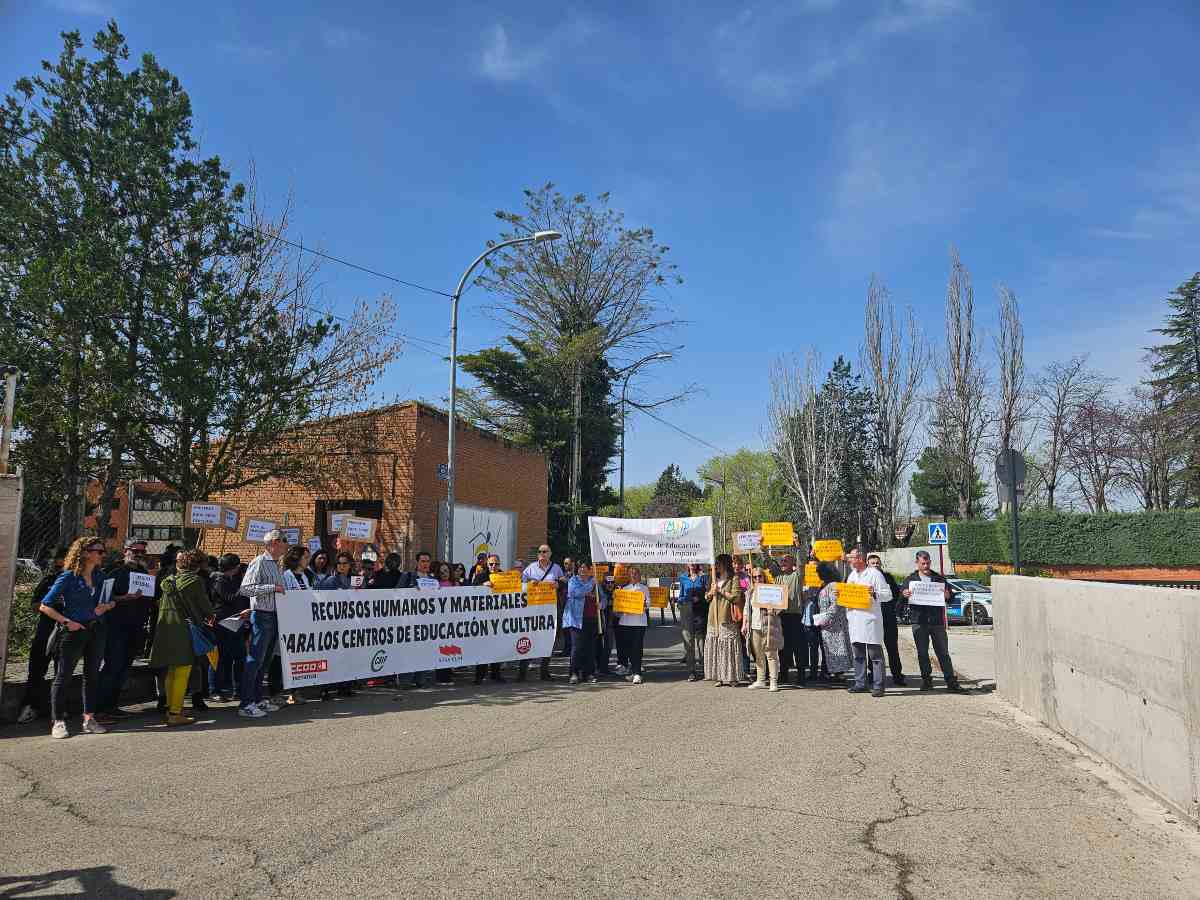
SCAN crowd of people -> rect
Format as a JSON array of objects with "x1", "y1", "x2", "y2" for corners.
[{"x1": 16, "y1": 531, "x2": 967, "y2": 739}]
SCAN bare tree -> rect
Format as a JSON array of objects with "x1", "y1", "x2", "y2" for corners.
[
  {"x1": 992, "y1": 285, "x2": 1034, "y2": 512},
  {"x1": 1033, "y1": 356, "x2": 1099, "y2": 509},
  {"x1": 931, "y1": 248, "x2": 989, "y2": 518},
  {"x1": 1063, "y1": 386, "x2": 1124, "y2": 512},
  {"x1": 1115, "y1": 385, "x2": 1187, "y2": 510},
  {"x1": 768, "y1": 351, "x2": 838, "y2": 544},
  {"x1": 862, "y1": 276, "x2": 926, "y2": 546}
]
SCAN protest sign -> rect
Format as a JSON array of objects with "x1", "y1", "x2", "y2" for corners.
[
  {"x1": 417, "y1": 576, "x2": 440, "y2": 591},
  {"x1": 489, "y1": 571, "x2": 521, "y2": 593},
  {"x1": 338, "y1": 516, "x2": 378, "y2": 543},
  {"x1": 588, "y1": 515, "x2": 715, "y2": 565},
  {"x1": 128, "y1": 572, "x2": 155, "y2": 597},
  {"x1": 243, "y1": 518, "x2": 277, "y2": 543},
  {"x1": 812, "y1": 539, "x2": 844, "y2": 562},
  {"x1": 612, "y1": 588, "x2": 646, "y2": 615},
  {"x1": 184, "y1": 502, "x2": 223, "y2": 528},
  {"x1": 835, "y1": 582, "x2": 872, "y2": 609},
  {"x1": 908, "y1": 580, "x2": 948, "y2": 607},
  {"x1": 752, "y1": 583, "x2": 787, "y2": 610},
  {"x1": 281, "y1": 527, "x2": 301, "y2": 545},
  {"x1": 307, "y1": 537, "x2": 323, "y2": 554},
  {"x1": 733, "y1": 530, "x2": 761, "y2": 553},
  {"x1": 275, "y1": 583, "x2": 557, "y2": 688},
  {"x1": 222, "y1": 506, "x2": 241, "y2": 532},
  {"x1": 649, "y1": 586, "x2": 669, "y2": 608},
  {"x1": 612, "y1": 564, "x2": 630, "y2": 586},
  {"x1": 760, "y1": 521, "x2": 795, "y2": 547},
  {"x1": 100, "y1": 578, "x2": 114, "y2": 605},
  {"x1": 526, "y1": 581, "x2": 558, "y2": 605},
  {"x1": 350, "y1": 576, "x2": 364, "y2": 588},
  {"x1": 326, "y1": 509, "x2": 355, "y2": 534},
  {"x1": 804, "y1": 562, "x2": 822, "y2": 588},
  {"x1": 592, "y1": 564, "x2": 609, "y2": 575}
]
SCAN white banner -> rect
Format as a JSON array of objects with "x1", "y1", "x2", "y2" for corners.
[
  {"x1": 907, "y1": 580, "x2": 948, "y2": 607},
  {"x1": 276, "y1": 585, "x2": 557, "y2": 688},
  {"x1": 588, "y1": 516, "x2": 715, "y2": 565}
]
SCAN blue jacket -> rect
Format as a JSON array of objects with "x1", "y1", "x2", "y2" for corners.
[
  {"x1": 563, "y1": 575, "x2": 596, "y2": 629},
  {"x1": 41, "y1": 571, "x2": 103, "y2": 623},
  {"x1": 677, "y1": 571, "x2": 708, "y2": 603},
  {"x1": 316, "y1": 572, "x2": 352, "y2": 590}
]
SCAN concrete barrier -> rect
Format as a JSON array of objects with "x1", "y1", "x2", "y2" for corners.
[{"x1": 994, "y1": 575, "x2": 1200, "y2": 825}]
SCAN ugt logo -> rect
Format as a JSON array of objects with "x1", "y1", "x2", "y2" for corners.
[{"x1": 370, "y1": 649, "x2": 388, "y2": 673}]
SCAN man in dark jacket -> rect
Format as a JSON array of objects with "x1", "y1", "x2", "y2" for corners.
[
  {"x1": 867, "y1": 554, "x2": 907, "y2": 686},
  {"x1": 472, "y1": 554, "x2": 506, "y2": 684},
  {"x1": 901, "y1": 551, "x2": 966, "y2": 693},
  {"x1": 96, "y1": 539, "x2": 153, "y2": 720},
  {"x1": 208, "y1": 553, "x2": 248, "y2": 701},
  {"x1": 15, "y1": 548, "x2": 68, "y2": 724}
]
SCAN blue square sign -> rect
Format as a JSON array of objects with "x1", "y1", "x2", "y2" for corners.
[{"x1": 928, "y1": 522, "x2": 949, "y2": 545}]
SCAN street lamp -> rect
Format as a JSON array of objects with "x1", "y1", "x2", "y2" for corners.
[
  {"x1": 701, "y1": 469, "x2": 727, "y2": 551},
  {"x1": 445, "y1": 230, "x2": 561, "y2": 563},
  {"x1": 617, "y1": 352, "x2": 672, "y2": 517}
]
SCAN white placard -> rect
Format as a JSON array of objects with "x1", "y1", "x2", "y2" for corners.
[
  {"x1": 340, "y1": 516, "x2": 377, "y2": 542},
  {"x1": 244, "y1": 518, "x2": 277, "y2": 543},
  {"x1": 417, "y1": 576, "x2": 440, "y2": 591},
  {"x1": 281, "y1": 527, "x2": 301, "y2": 545},
  {"x1": 276, "y1": 584, "x2": 557, "y2": 688},
  {"x1": 100, "y1": 578, "x2": 114, "y2": 605},
  {"x1": 185, "y1": 502, "x2": 223, "y2": 527},
  {"x1": 350, "y1": 575, "x2": 364, "y2": 588},
  {"x1": 307, "y1": 537, "x2": 323, "y2": 554},
  {"x1": 734, "y1": 530, "x2": 762, "y2": 552},
  {"x1": 222, "y1": 506, "x2": 240, "y2": 531},
  {"x1": 328, "y1": 511, "x2": 353, "y2": 534},
  {"x1": 908, "y1": 579, "x2": 947, "y2": 607},
  {"x1": 752, "y1": 583, "x2": 787, "y2": 609},
  {"x1": 219, "y1": 615, "x2": 244, "y2": 633},
  {"x1": 588, "y1": 516, "x2": 715, "y2": 565},
  {"x1": 128, "y1": 572, "x2": 156, "y2": 597}
]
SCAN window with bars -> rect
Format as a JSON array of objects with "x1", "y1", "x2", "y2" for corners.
[{"x1": 130, "y1": 525, "x2": 184, "y2": 542}]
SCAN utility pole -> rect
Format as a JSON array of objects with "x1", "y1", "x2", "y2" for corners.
[{"x1": 0, "y1": 366, "x2": 18, "y2": 475}]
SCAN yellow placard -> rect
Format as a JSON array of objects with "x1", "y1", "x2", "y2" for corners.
[
  {"x1": 592, "y1": 564, "x2": 610, "y2": 575},
  {"x1": 648, "y1": 586, "x2": 669, "y2": 608},
  {"x1": 762, "y1": 569, "x2": 775, "y2": 584},
  {"x1": 526, "y1": 581, "x2": 557, "y2": 605},
  {"x1": 835, "y1": 582, "x2": 872, "y2": 609},
  {"x1": 612, "y1": 588, "x2": 645, "y2": 615},
  {"x1": 760, "y1": 521, "x2": 795, "y2": 547},
  {"x1": 812, "y1": 539, "x2": 845, "y2": 562},
  {"x1": 804, "y1": 562, "x2": 822, "y2": 588},
  {"x1": 489, "y1": 571, "x2": 521, "y2": 593},
  {"x1": 612, "y1": 564, "x2": 630, "y2": 586}
]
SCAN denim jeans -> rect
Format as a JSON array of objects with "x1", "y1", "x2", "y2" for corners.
[
  {"x1": 568, "y1": 624, "x2": 597, "y2": 678},
  {"x1": 240, "y1": 610, "x2": 277, "y2": 708},
  {"x1": 210, "y1": 624, "x2": 247, "y2": 696},
  {"x1": 51, "y1": 622, "x2": 106, "y2": 721},
  {"x1": 96, "y1": 622, "x2": 140, "y2": 711},
  {"x1": 21, "y1": 613, "x2": 56, "y2": 713}
]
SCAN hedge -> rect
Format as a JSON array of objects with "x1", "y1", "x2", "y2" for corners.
[{"x1": 949, "y1": 509, "x2": 1200, "y2": 567}]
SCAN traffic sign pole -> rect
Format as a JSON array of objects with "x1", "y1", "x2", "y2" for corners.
[{"x1": 938, "y1": 545, "x2": 944, "y2": 575}]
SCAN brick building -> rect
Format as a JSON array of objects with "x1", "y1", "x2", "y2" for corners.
[{"x1": 199, "y1": 402, "x2": 547, "y2": 567}]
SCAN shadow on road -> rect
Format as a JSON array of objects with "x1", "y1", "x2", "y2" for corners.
[{"x1": 0, "y1": 865, "x2": 176, "y2": 898}]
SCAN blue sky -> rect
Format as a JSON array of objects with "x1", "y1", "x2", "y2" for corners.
[{"x1": 3, "y1": 0, "x2": 1198, "y2": 492}]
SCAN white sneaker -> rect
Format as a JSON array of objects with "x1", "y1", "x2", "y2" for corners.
[
  {"x1": 50, "y1": 721, "x2": 69, "y2": 739},
  {"x1": 17, "y1": 705, "x2": 37, "y2": 724},
  {"x1": 768, "y1": 682, "x2": 780, "y2": 693},
  {"x1": 259, "y1": 700, "x2": 281, "y2": 713},
  {"x1": 238, "y1": 705, "x2": 267, "y2": 719},
  {"x1": 747, "y1": 680, "x2": 765, "y2": 690},
  {"x1": 632, "y1": 674, "x2": 643, "y2": 685},
  {"x1": 82, "y1": 717, "x2": 107, "y2": 734}
]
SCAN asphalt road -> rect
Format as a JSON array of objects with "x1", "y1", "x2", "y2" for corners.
[{"x1": 2, "y1": 623, "x2": 1198, "y2": 899}]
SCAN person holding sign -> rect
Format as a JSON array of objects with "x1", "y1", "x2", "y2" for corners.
[
  {"x1": 812, "y1": 562, "x2": 852, "y2": 678},
  {"x1": 564, "y1": 562, "x2": 599, "y2": 684},
  {"x1": 518, "y1": 545, "x2": 563, "y2": 682},
  {"x1": 614, "y1": 566, "x2": 650, "y2": 684},
  {"x1": 743, "y1": 573, "x2": 784, "y2": 692},
  {"x1": 676, "y1": 564, "x2": 708, "y2": 682},
  {"x1": 901, "y1": 551, "x2": 966, "y2": 693},
  {"x1": 237, "y1": 530, "x2": 288, "y2": 720},
  {"x1": 95, "y1": 538, "x2": 152, "y2": 721},
  {"x1": 844, "y1": 546, "x2": 891, "y2": 697},
  {"x1": 471, "y1": 554, "x2": 508, "y2": 685},
  {"x1": 867, "y1": 554, "x2": 907, "y2": 687},
  {"x1": 704, "y1": 554, "x2": 745, "y2": 687},
  {"x1": 774, "y1": 555, "x2": 808, "y2": 686}
]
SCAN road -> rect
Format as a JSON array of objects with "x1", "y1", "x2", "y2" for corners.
[{"x1": 2, "y1": 623, "x2": 1198, "y2": 899}]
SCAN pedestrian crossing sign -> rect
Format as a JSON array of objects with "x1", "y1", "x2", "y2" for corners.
[{"x1": 928, "y1": 522, "x2": 949, "y2": 545}]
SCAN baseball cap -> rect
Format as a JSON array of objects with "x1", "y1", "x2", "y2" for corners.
[{"x1": 124, "y1": 538, "x2": 148, "y2": 550}]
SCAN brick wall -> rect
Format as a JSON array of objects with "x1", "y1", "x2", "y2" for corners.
[{"x1": 957, "y1": 562, "x2": 1200, "y2": 582}]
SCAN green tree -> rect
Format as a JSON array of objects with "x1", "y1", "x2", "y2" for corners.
[
  {"x1": 694, "y1": 450, "x2": 783, "y2": 551},
  {"x1": 911, "y1": 445, "x2": 987, "y2": 519},
  {"x1": 642, "y1": 463, "x2": 702, "y2": 517},
  {"x1": 1149, "y1": 272, "x2": 1200, "y2": 503},
  {"x1": 820, "y1": 357, "x2": 878, "y2": 547}
]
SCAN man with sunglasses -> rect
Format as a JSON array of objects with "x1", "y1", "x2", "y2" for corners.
[
  {"x1": 95, "y1": 538, "x2": 153, "y2": 721},
  {"x1": 237, "y1": 530, "x2": 288, "y2": 719},
  {"x1": 471, "y1": 553, "x2": 508, "y2": 684},
  {"x1": 518, "y1": 545, "x2": 563, "y2": 681}
]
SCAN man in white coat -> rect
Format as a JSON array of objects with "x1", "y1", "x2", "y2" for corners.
[{"x1": 844, "y1": 544, "x2": 891, "y2": 697}]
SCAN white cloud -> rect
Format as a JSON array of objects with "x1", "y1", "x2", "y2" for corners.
[{"x1": 478, "y1": 18, "x2": 599, "y2": 85}]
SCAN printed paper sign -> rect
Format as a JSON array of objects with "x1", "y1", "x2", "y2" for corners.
[
  {"x1": 184, "y1": 502, "x2": 223, "y2": 528},
  {"x1": 350, "y1": 575, "x2": 364, "y2": 588},
  {"x1": 612, "y1": 564, "x2": 630, "y2": 586},
  {"x1": 244, "y1": 518, "x2": 278, "y2": 543},
  {"x1": 222, "y1": 506, "x2": 241, "y2": 532},
  {"x1": 588, "y1": 515, "x2": 715, "y2": 565},
  {"x1": 835, "y1": 582, "x2": 872, "y2": 609},
  {"x1": 281, "y1": 527, "x2": 301, "y2": 545},
  {"x1": 648, "y1": 586, "x2": 670, "y2": 608},
  {"x1": 812, "y1": 539, "x2": 845, "y2": 562},
  {"x1": 908, "y1": 580, "x2": 948, "y2": 607},
  {"x1": 339, "y1": 516, "x2": 378, "y2": 543},
  {"x1": 526, "y1": 581, "x2": 558, "y2": 605},
  {"x1": 127, "y1": 572, "x2": 156, "y2": 597},
  {"x1": 804, "y1": 562, "x2": 822, "y2": 588},
  {"x1": 612, "y1": 588, "x2": 646, "y2": 615},
  {"x1": 417, "y1": 576, "x2": 440, "y2": 591},
  {"x1": 100, "y1": 578, "x2": 114, "y2": 605},
  {"x1": 307, "y1": 537, "x2": 323, "y2": 554},
  {"x1": 276, "y1": 583, "x2": 557, "y2": 688},
  {"x1": 760, "y1": 521, "x2": 795, "y2": 547},
  {"x1": 734, "y1": 530, "x2": 762, "y2": 553},
  {"x1": 489, "y1": 571, "x2": 521, "y2": 593},
  {"x1": 326, "y1": 509, "x2": 355, "y2": 534},
  {"x1": 753, "y1": 583, "x2": 787, "y2": 609}
]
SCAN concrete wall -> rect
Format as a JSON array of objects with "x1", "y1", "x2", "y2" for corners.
[{"x1": 994, "y1": 575, "x2": 1200, "y2": 825}]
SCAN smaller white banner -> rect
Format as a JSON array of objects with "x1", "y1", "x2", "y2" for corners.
[
  {"x1": 908, "y1": 580, "x2": 947, "y2": 607},
  {"x1": 734, "y1": 530, "x2": 762, "y2": 552},
  {"x1": 588, "y1": 516, "x2": 715, "y2": 565},
  {"x1": 128, "y1": 572, "x2": 156, "y2": 596}
]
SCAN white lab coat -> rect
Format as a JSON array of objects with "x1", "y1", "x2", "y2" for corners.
[{"x1": 845, "y1": 566, "x2": 890, "y2": 645}]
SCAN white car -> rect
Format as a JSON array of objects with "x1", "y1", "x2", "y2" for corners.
[
  {"x1": 16, "y1": 558, "x2": 43, "y2": 577},
  {"x1": 945, "y1": 578, "x2": 992, "y2": 625}
]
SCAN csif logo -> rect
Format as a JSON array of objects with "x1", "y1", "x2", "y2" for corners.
[{"x1": 370, "y1": 649, "x2": 388, "y2": 673}]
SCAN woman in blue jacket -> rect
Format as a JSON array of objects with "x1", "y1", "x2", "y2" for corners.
[{"x1": 564, "y1": 562, "x2": 599, "y2": 685}]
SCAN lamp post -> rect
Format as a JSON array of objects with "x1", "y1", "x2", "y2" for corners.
[
  {"x1": 617, "y1": 352, "x2": 672, "y2": 517},
  {"x1": 701, "y1": 467, "x2": 727, "y2": 552},
  {"x1": 445, "y1": 231, "x2": 561, "y2": 564}
]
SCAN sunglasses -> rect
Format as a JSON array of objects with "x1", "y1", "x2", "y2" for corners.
[{"x1": 86, "y1": 546, "x2": 105, "y2": 553}]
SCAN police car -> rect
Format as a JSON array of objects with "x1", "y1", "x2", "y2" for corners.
[{"x1": 945, "y1": 578, "x2": 992, "y2": 625}]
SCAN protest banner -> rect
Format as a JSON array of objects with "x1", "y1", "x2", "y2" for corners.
[
  {"x1": 326, "y1": 509, "x2": 354, "y2": 534},
  {"x1": 275, "y1": 584, "x2": 557, "y2": 688},
  {"x1": 128, "y1": 572, "x2": 155, "y2": 597},
  {"x1": 489, "y1": 571, "x2": 521, "y2": 593},
  {"x1": 752, "y1": 583, "x2": 787, "y2": 610},
  {"x1": 733, "y1": 530, "x2": 761, "y2": 553},
  {"x1": 835, "y1": 582, "x2": 872, "y2": 609},
  {"x1": 588, "y1": 515, "x2": 715, "y2": 565},
  {"x1": 812, "y1": 539, "x2": 844, "y2": 562},
  {"x1": 184, "y1": 502, "x2": 223, "y2": 528},
  {"x1": 908, "y1": 580, "x2": 948, "y2": 607},
  {"x1": 222, "y1": 505, "x2": 241, "y2": 532},
  {"x1": 612, "y1": 588, "x2": 646, "y2": 615},
  {"x1": 804, "y1": 562, "x2": 822, "y2": 588},
  {"x1": 243, "y1": 518, "x2": 277, "y2": 543},
  {"x1": 526, "y1": 581, "x2": 558, "y2": 605},
  {"x1": 649, "y1": 586, "x2": 669, "y2": 608},
  {"x1": 760, "y1": 521, "x2": 795, "y2": 547},
  {"x1": 281, "y1": 527, "x2": 301, "y2": 546},
  {"x1": 338, "y1": 516, "x2": 378, "y2": 543}
]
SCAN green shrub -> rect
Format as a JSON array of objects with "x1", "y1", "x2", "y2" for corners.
[{"x1": 6, "y1": 582, "x2": 40, "y2": 661}]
